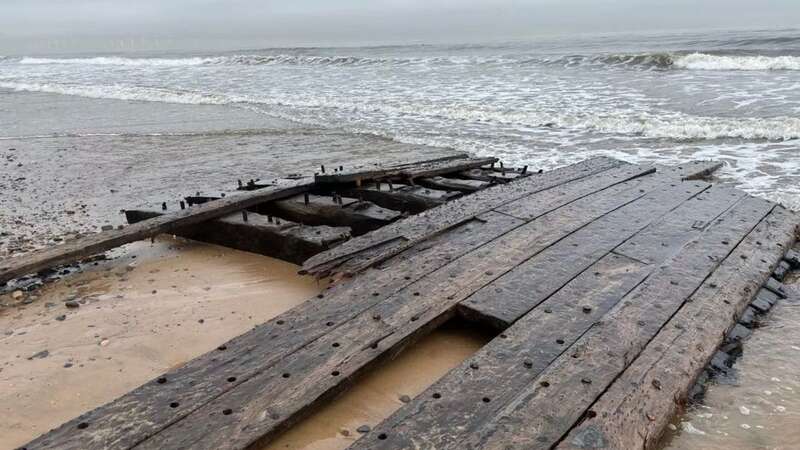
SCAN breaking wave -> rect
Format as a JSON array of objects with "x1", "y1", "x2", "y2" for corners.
[
  {"x1": 2, "y1": 81, "x2": 798, "y2": 142},
  {"x1": 8, "y1": 52, "x2": 800, "y2": 71}
]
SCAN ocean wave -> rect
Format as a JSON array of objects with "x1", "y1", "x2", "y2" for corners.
[
  {"x1": 547, "y1": 52, "x2": 800, "y2": 71},
  {"x1": 2, "y1": 81, "x2": 797, "y2": 142},
  {"x1": 18, "y1": 56, "x2": 212, "y2": 67},
  {"x1": 13, "y1": 54, "x2": 501, "y2": 67},
  {"x1": 0, "y1": 81, "x2": 229, "y2": 104},
  {"x1": 672, "y1": 53, "x2": 800, "y2": 70}
]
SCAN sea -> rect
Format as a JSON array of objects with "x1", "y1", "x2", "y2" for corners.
[{"x1": 1, "y1": 28, "x2": 800, "y2": 449}]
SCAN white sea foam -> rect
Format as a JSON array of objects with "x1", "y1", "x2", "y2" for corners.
[
  {"x1": 673, "y1": 53, "x2": 800, "y2": 71},
  {"x1": 0, "y1": 81, "x2": 229, "y2": 105},
  {"x1": 19, "y1": 56, "x2": 213, "y2": 67}
]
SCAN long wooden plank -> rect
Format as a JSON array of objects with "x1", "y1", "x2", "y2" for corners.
[
  {"x1": 314, "y1": 156, "x2": 496, "y2": 184},
  {"x1": 463, "y1": 196, "x2": 774, "y2": 450},
  {"x1": 265, "y1": 195, "x2": 401, "y2": 236},
  {"x1": 417, "y1": 176, "x2": 491, "y2": 193},
  {"x1": 0, "y1": 180, "x2": 313, "y2": 285},
  {"x1": 340, "y1": 184, "x2": 457, "y2": 214},
  {"x1": 300, "y1": 157, "x2": 632, "y2": 277},
  {"x1": 363, "y1": 253, "x2": 652, "y2": 449},
  {"x1": 557, "y1": 207, "x2": 798, "y2": 450},
  {"x1": 125, "y1": 210, "x2": 351, "y2": 265},
  {"x1": 24, "y1": 213, "x2": 524, "y2": 450},
  {"x1": 464, "y1": 184, "x2": 746, "y2": 326},
  {"x1": 129, "y1": 173, "x2": 705, "y2": 449},
  {"x1": 348, "y1": 182, "x2": 726, "y2": 449}
]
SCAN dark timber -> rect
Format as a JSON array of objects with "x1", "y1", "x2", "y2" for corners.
[
  {"x1": 124, "y1": 210, "x2": 350, "y2": 265},
  {"x1": 21, "y1": 156, "x2": 799, "y2": 450}
]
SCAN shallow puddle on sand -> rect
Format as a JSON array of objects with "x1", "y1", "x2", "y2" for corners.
[
  {"x1": 661, "y1": 271, "x2": 800, "y2": 450},
  {"x1": 0, "y1": 236, "x2": 323, "y2": 449},
  {"x1": 261, "y1": 320, "x2": 495, "y2": 450}
]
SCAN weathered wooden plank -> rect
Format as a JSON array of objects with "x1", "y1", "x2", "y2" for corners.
[
  {"x1": 346, "y1": 182, "x2": 717, "y2": 449},
  {"x1": 130, "y1": 170, "x2": 704, "y2": 449},
  {"x1": 0, "y1": 180, "x2": 313, "y2": 285},
  {"x1": 314, "y1": 155, "x2": 496, "y2": 184},
  {"x1": 464, "y1": 196, "x2": 774, "y2": 450},
  {"x1": 300, "y1": 157, "x2": 629, "y2": 277},
  {"x1": 264, "y1": 195, "x2": 402, "y2": 236},
  {"x1": 557, "y1": 207, "x2": 798, "y2": 450},
  {"x1": 366, "y1": 253, "x2": 652, "y2": 449},
  {"x1": 23, "y1": 212, "x2": 524, "y2": 450},
  {"x1": 613, "y1": 185, "x2": 746, "y2": 264},
  {"x1": 125, "y1": 210, "x2": 350, "y2": 265},
  {"x1": 340, "y1": 183, "x2": 458, "y2": 214},
  {"x1": 458, "y1": 168, "x2": 523, "y2": 183},
  {"x1": 417, "y1": 176, "x2": 491, "y2": 193},
  {"x1": 463, "y1": 183, "x2": 744, "y2": 326}
]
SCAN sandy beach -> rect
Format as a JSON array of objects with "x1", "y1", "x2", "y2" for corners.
[{"x1": 0, "y1": 237, "x2": 324, "y2": 449}]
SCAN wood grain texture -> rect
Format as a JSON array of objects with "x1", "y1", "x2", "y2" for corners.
[
  {"x1": 265, "y1": 195, "x2": 402, "y2": 235},
  {"x1": 557, "y1": 206, "x2": 798, "y2": 450},
  {"x1": 0, "y1": 180, "x2": 313, "y2": 285},
  {"x1": 23, "y1": 213, "x2": 523, "y2": 450},
  {"x1": 124, "y1": 210, "x2": 351, "y2": 265},
  {"x1": 300, "y1": 157, "x2": 630, "y2": 277},
  {"x1": 466, "y1": 196, "x2": 775, "y2": 450}
]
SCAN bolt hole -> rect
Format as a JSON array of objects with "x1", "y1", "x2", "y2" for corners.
[
  {"x1": 432, "y1": 392, "x2": 441, "y2": 399},
  {"x1": 326, "y1": 321, "x2": 334, "y2": 326},
  {"x1": 169, "y1": 401, "x2": 179, "y2": 408},
  {"x1": 331, "y1": 371, "x2": 340, "y2": 376},
  {"x1": 227, "y1": 377, "x2": 237, "y2": 382},
  {"x1": 410, "y1": 316, "x2": 418, "y2": 322},
  {"x1": 77, "y1": 422, "x2": 89, "y2": 430},
  {"x1": 372, "y1": 292, "x2": 379, "y2": 297},
  {"x1": 482, "y1": 397, "x2": 491, "y2": 403},
  {"x1": 157, "y1": 377, "x2": 167, "y2": 384},
  {"x1": 413, "y1": 292, "x2": 420, "y2": 296},
  {"x1": 556, "y1": 339, "x2": 564, "y2": 344},
  {"x1": 282, "y1": 373, "x2": 290, "y2": 378},
  {"x1": 218, "y1": 345, "x2": 227, "y2": 351},
  {"x1": 332, "y1": 342, "x2": 340, "y2": 347},
  {"x1": 223, "y1": 408, "x2": 233, "y2": 416},
  {"x1": 587, "y1": 410, "x2": 597, "y2": 418},
  {"x1": 276, "y1": 320, "x2": 285, "y2": 325},
  {"x1": 540, "y1": 381, "x2": 550, "y2": 387},
  {"x1": 378, "y1": 433, "x2": 388, "y2": 440}
]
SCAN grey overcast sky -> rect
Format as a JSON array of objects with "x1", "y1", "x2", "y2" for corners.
[{"x1": 1, "y1": 1, "x2": 798, "y2": 53}]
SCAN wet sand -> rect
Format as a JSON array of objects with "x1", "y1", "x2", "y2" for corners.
[
  {"x1": 0, "y1": 237, "x2": 324, "y2": 450},
  {"x1": 262, "y1": 320, "x2": 494, "y2": 450},
  {"x1": 662, "y1": 266, "x2": 800, "y2": 450}
]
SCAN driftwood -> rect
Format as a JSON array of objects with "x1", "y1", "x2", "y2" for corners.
[
  {"x1": 0, "y1": 180, "x2": 313, "y2": 285},
  {"x1": 125, "y1": 210, "x2": 350, "y2": 265}
]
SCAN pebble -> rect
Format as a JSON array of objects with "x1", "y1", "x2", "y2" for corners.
[
  {"x1": 65, "y1": 300, "x2": 80, "y2": 308},
  {"x1": 11, "y1": 290, "x2": 23, "y2": 300},
  {"x1": 740, "y1": 424, "x2": 751, "y2": 430},
  {"x1": 55, "y1": 314, "x2": 66, "y2": 321},
  {"x1": 100, "y1": 339, "x2": 110, "y2": 347},
  {"x1": 28, "y1": 350, "x2": 49, "y2": 360},
  {"x1": 356, "y1": 425, "x2": 371, "y2": 433},
  {"x1": 399, "y1": 395, "x2": 411, "y2": 403},
  {"x1": 739, "y1": 405, "x2": 750, "y2": 415},
  {"x1": 682, "y1": 422, "x2": 706, "y2": 435}
]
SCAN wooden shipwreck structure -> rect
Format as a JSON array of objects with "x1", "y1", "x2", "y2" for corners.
[{"x1": 4, "y1": 154, "x2": 799, "y2": 450}]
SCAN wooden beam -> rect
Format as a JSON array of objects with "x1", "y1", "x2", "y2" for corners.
[
  {"x1": 264, "y1": 195, "x2": 402, "y2": 236},
  {"x1": 557, "y1": 206, "x2": 797, "y2": 450},
  {"x1": 116, "y1": 171, "x2": 704, "y2": 449},
  {"x1": 462, "y1": 197, "x2": 775, "y2": 450},
  {"x1": 22, "y1": 212, "x2": 524, "y2": 450},
  {"x1": 463, "y1": 184, "x2": 745, "y2": 326},
  {"x1": 300, "y1": 157, "x2": 630, "y2": 277},
  {"x1": 417, "y1": 176, "x2": 491, "y2": 193},
  {"x1": 125, "y1": 210, "x2": 350, "y2": 265},
  {"x1": 340, "y1": 183, "x2": 458, "y2": 214},
  {"x1": 313, "y1": 154, "x2": 488, "y2": 184},
  {"x1": 0, "y1": 180, "x2": 313, "y2": 285}
]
